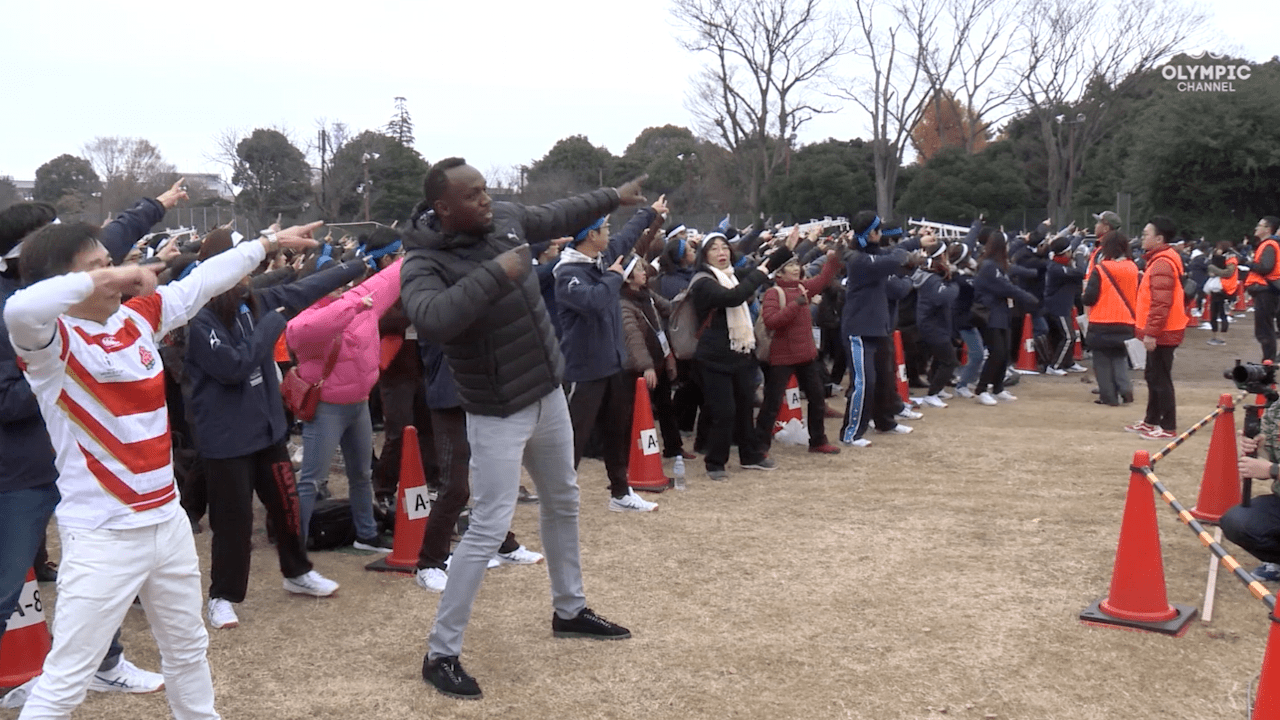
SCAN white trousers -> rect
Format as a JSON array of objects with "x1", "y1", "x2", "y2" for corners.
[{"x1": 20, "y1": 511, "x2": 219, "y2": 720}]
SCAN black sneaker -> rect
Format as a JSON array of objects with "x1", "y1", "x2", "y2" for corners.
[
  {"x1": 422, "y1": 655, "x2": 482, "y2": 700},
  {"x1": 353, "y1": 535, "x2": 392, "y2": 553},
  {"x1": 552, "y1": 607, "x2": 632, "y2": 640}
]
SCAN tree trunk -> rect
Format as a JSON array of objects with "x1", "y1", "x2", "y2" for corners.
[
  {"x1": 1040, "y1": 117, "x2": 1064, "y2": 227},
  {"x1": 873, "y1": 139, "x2": 897, "y2": 220}
]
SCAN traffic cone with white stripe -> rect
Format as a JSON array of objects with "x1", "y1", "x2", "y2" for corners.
[
  {"x1": 366, "y1": 426, "x2": 429, "y2": 573},
  {"x1": 774, "y1": 374, "x2": 803, "y2": 434},
  {"x1": 628, "y1": 376, "x2": 669, "y2": 492},
  {"x1": 0, "y1": 568, "x2": 51, "y2": 687},
  {"x1": 1015, "y1": 314, "x2": 1039, "y2": 373}
]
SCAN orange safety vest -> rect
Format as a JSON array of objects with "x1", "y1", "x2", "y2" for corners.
[
  {"x1": 274, "y1": 333, "x2": 291, "y2": 363},
  {"x1": 1246, "y1": 237, "x2": 1280, "y2": 289},
  {"x1": 1221, "y1": 256, "x2": 1239, "y2": 295},
  {"x1": 1089, "y1": 259, "x2": 1139, "y2": 325},
  {"x1": 1136, "y1": 246, "x2": 1188, "y2": 333}
]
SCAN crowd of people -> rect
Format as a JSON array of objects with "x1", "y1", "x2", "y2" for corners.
[{"x1": 2, "y1": 162, "x2": 1280, "y2": 713}]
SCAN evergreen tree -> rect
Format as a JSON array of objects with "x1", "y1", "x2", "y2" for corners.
[{"x1": 385, "y1": 97, "x2": 415, "y2": 148}]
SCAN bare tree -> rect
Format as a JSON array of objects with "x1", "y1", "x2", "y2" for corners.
[
  {"x1": 837, "y1": 0, "x2": 995, "y2": 219},
  {"x1": 672, "y1": 0, "x2": 849, "y2": 216},
  {"x1": 81, "y1": 136, "x2": 176, "y2": 212},
  {"x1": 926, "y1": 0, "x2": 1025, "y2": 154},
  {"x1": 1014, "y1": 0, "x2": 1207, "y2": 225}
]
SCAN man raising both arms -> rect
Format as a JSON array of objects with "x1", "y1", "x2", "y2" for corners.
[{"x1": 401, "y1": 158, "x2": 646, "y2": 700}]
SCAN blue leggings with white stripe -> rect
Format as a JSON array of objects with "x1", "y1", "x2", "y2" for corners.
[{"x1": 841, "y1": 335, "x2": 898, "y2": 442}]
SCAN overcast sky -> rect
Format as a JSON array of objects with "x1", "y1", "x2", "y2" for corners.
[{"x1": 2, "y1": 0, "x2": 1275, "y2": 184}]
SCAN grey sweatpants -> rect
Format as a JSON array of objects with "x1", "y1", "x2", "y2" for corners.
[{"x1": 427, "y1": 389, "x2": 587, "y2": 660}]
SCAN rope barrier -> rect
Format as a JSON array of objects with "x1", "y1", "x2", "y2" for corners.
[
  {"x1": 1134, "y1": 464, "x2": 1276, "y2": 612},
  {"x1": 1148, "y1": 406, "x2": 1224, "y2": 466}
]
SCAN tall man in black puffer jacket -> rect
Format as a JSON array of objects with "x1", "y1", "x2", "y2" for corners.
[{"x1": 400, "y1": 158, "x2": 647, "y2": 701}]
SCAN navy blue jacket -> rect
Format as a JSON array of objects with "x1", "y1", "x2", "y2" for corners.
[
  {"x1": 973, "y1": 260, "x2": 1039, "y2": 331},
  {"x1": 553, "y1": 207, "x2": 656, "y2": 383},
  {"x1": 913, "y1": 270, "x2": 959, "y2": 344},
  {"x1": 0, "y1": 276, "x2": 58, "y2": 493},
  {"x1": 657, "y1": 265, "x2": 695, "y2": 300},
  {"x1": 419, "y1": 339, "x2": 461, "y2": 411},
  {"x1": 1044, "y1": 260, "x2": 1084, "y2": 318},
  {"x1": 0, "y1": 197, "x2": 165, "y2": 493},
  {"x1": 186, "y1": 261, "x2": 365, "y2": 459},
  {"x1": 952, "y1": 272, "x2": 978, "y2": 331},
  {"x1": 840, "y1": 244, "x2": 909, "y2": 338}
]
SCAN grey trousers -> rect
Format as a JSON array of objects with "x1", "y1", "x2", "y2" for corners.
[
  {"x1": 1093, "y1": 347, "x2": 1132, "y2": 405},
  {"x1": 427, "y1": 389, "x2": 587, "y2": 660}
]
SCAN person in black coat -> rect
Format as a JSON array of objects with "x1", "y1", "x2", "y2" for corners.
[
  {"x1": 689, "y1": 231, "x2": 796, "y2": 479},
  {"x1": 971, "y1": 227, "x2": 1039, "y2": 405}
]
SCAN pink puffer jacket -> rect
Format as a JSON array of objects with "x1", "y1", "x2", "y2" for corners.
[{"x1": 287, "y1": 258, "x2": 403, "y2": 404}]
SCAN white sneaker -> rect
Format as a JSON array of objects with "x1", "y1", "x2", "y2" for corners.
[
  {"x1": 841, "y1": 437, "x2": 872, "y2": 447},
  {"x1": 1, "y1": 676, "x2": 38, "y2": 708},
  {"x1": 936, "y1": 389, "x2": 952, "y2": 400},
  {"x1": 977, "y1": 392, "x2": 998, "y2": 406},
  {"x1": 995, "y1": 391, "x2": 1018, "y2": 402},
  {"x1": 955, "y1": 386, "x2": 975, "y2": 399},
  {"x1": 896, "y1": 408, "x2": 923, "y2": 420},
  {"x1": 877, "y1": 423, "x2": 913, "y2": 434},
  {"x1": 283, "y1": 570, "x2": 339, "y2": 597},
  {"x1": 1066, "y1": 363, "x2": 1087, "y2": 373},
  {"x1": 445, "y1": 554, "x2": 500, "y2": 570},
  {"x1": 1044, "y1": 367, "x2": 1068, "y2": 376},
  {"x1": 920, "y1": 395, "x2": 947, "y2": 408},
  {"x1": 609, "y1": 490, "x2": 658, "y2": 513},
  {"x1": 495, "y1": 545, "x2": 544, "y2": 565},
  {"x1": 89, "y1": 657, "x2": 163, "y2": 694},
  {"x1": 207, "y1": 597, "x2": 239, "y2": 629},
  {"x1": 415, "y1": 567, "x2": 448, "y2": 593}
]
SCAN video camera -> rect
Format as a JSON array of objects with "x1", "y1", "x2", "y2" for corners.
[
  {"x1": 1228, "y1": 360, "x2": 1277, "y2": 400},
  {"x1": 1227, "y1": 360, "x2": 1279, "y2": 507}
]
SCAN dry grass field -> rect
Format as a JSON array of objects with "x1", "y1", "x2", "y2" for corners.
[{"x1": 3, "y1": 323, "x2": 1275, "y2": 720}]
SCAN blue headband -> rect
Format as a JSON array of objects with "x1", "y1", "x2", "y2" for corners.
[
  {"x1": 315, "y1": 244, "x2": 334, "y2": 268},
  {"x1": 855, "y1": 216, "x2": 881, "y2": 248},
  {"x1": 881, "y1": 225, "x2": 902, "y2": 238},
  {"x1": 357, "y1": 238, "x2": 402, "y2": 269},
  {"x1": 574, "y1": 217, "x2": 607, "y2": 243},
  {"x1": 678, "y1": 237, "x2": 687, "y2": 259},
  {"x1": 177, "y1": 260, "x2": 199, "y2": 281}
]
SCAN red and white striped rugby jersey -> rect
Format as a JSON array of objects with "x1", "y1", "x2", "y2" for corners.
[{"x1": 7, "y1": 242, "x2": 266, "y2": 530}]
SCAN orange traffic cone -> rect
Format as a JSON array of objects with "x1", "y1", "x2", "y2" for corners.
[
  {"x1": 1237, "y1": 289, "x2": 1249, "y2": 313},
  {"x1": 1071, "y1": 315, "x2": 1084, "y2": 361},
  {"x1": 0, "y1": 568, "x2": 51, "y2": 686},
  {"x1": 1190, "y1": 394, "x2": 1242, "y2": 523},
  {"x1": 1080, "y1": 451, "x2": 1197, "y2": 635},
  {"x1": 366, "y1": 426, "x2": 429, "y2": 573},
  {"x1": 1257, "y1": 360, "x2": 1276, "y2": 408},
  {"x1": 1015, "y1": 314, "x2": 1039, "y2": 373},
  {"x1": 773, "y1": 374, "x2": 803, "y2": 435},
  {"x1": 628, "y1": 376, "x2": 670, "y2": 492},
  {"x1": 892, "y1": 330, "x2": 910, "y2": 404},
  {"x1": 1254, "y1": 614, "x2": 1280, "y2": 718}
]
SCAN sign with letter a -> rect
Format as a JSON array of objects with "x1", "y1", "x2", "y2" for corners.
[
  {"x1": 786, "y1": 387, "x2": 801, "y2": 410},
  {"x1": 404, "y1": 486, "x2": 431, "y2": 521},
  {"x1": 639, "y1": 428, "x2": 660, "y2": 456}
]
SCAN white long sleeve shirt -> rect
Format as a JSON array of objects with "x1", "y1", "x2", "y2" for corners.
[{"x1": 5, "y1": 240, "x2": 266, "y2": 530}]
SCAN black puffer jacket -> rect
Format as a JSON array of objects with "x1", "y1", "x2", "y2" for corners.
[{"x1": 400, "y1": 189, "x2": 620, "y2": 417}]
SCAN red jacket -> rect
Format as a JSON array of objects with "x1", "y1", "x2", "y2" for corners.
[{"x1": 760, "y1": 258, "x2": 840, "y2": 366}]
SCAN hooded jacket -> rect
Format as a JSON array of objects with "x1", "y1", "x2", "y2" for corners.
[
  {"x1": 760, "y1": 258, "x2": 839, "y2": 366},
  {"x1": 553, "y1": 207, "x2": 657, "y2": 383},
  {"x1": 187, "y1": 260, "x2": 365, "y2": 458},
  {"x1": 973, "y1": 259, "x2": 1040, "y2": 331},
  {"x1": 840, "y1": 244, "x2": 910, "y2": 339},
  {"x1": 399, "y1": 188, "x2": 622, "y2": 417},
  {"x1": 287, "y1": 259, "x2": 403, "y2": 405},
  {"x1": 912, "y1": 268, "x2": 959, "y2": 344}
]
